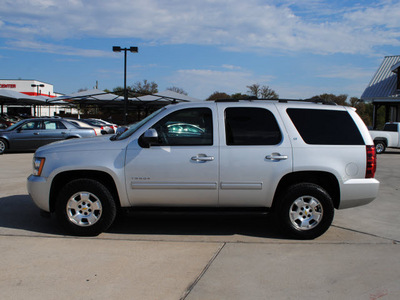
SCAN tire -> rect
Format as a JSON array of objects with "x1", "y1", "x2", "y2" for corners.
[
  {"x1": 55, "y1": 179, "x2": 117, "y2": 236},
  {"x1": 277, "y1": 183, "x2": 334, "y2": 240},
  {"x1": 0, "y1": 138, "x2": 7, "y2": 154},
  {"x1": 374, "y1": 141, "x2": 386, "y2": 154}
]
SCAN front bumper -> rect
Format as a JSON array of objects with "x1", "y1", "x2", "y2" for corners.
[{"x1": 27, "y1": 174, "x2": 51, "y2": 212}]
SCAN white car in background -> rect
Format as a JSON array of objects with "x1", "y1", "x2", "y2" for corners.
[
  {"x1": 65, "y1": 119, "x2": 105, "y2": 136},
  {"x1": 83, "y1": 119, "x2": 118, "y2": 134}
]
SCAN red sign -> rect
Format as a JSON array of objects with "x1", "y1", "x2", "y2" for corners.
[{"x1": 0, "y1": 84, "x2": 16, "y2": 88}]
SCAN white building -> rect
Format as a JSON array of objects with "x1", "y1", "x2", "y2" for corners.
[
  {"x1": 0, "y1": 79, "x2": 76, "y2": 117},
  {"x1": 0, "y1": 79, "x2": 61, "y2": 97}
]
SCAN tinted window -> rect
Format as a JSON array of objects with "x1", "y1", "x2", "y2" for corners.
[
  {"x1": 287, "y1": 108, "x2": 364, "y2": 145},
  {"x1": 44, "y1": 120, "x2": 66, "y2": 130},
  {"x1": 383, "y1": 123, "x2": 398, "y2": 132},
  {"x1": 20, "y1": 121, "x2": 42, "y2": 130},
  {"x1": 225, "y1": 107, "x2": 282, "y2": 145},
  {"x1": 152, "y1": 108, "x2": 213, "y2": 146}
]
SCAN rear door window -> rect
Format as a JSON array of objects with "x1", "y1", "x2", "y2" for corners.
[
  {"x1": 287, "y1": 108, "x2": 364, "y2": 145},
  {"x1": 225, "y1": 107, "x2": 282, "y2": 145}
]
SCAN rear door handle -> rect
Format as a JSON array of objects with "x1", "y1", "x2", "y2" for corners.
[
  {"x1": 191, "y1": 154, "x2": 214, "y2": 163},
  {"x1": 33, "y1": 132, "x2": 40, "y2": 135},
  {"x1": 266, "y1": 153, "x2": 288, "y2": 161}
]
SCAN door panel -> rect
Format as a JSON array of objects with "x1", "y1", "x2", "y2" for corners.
[
  {"x1": 217, "y1": 104, "x2": 293, "y2": 207},
  {"x1": 125, "y1": 106, "x2": 219, "y2": 206},
  {"x1": 12, "y1": 120, "x2": 43, "y2": 150}
]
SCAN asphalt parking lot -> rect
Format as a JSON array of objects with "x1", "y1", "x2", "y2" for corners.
[{"x1": 1, "y1": 151, "x2": 399, "y2": 299}]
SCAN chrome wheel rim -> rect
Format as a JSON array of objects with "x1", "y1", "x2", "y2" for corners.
[
  {"x1": 289, "y1": 196, "x2": 323, "y2": 230},
  {"x1": 376, "y1": 143, "x2": 384, "y2": 153},
  {"x1": 66, "y1": 191, "x2": 102, "y2": 227},
  {"x1": 0, "y1": 141, "x2": 5, "y2": 153}
]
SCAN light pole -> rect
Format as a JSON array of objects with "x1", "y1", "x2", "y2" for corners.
[
  {"x1": 31, "y1": 83, "x2": 45, "y2": 96},
  {"x1": 31, "y1": 83, "x2": 45, "y2": 116},
  {"x1": 112, "y1": 46, "x2": 138, "y2": 124}
]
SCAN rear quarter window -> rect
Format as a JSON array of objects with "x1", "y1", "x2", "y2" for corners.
[
  {"x1": 383, "y1": 123, "x2": 398, "y2": 132},
  {"x1": 287, "y1": 108, "x2": 364, "y2": 145}
]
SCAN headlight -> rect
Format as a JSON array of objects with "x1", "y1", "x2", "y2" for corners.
[{"x1": 33, "y1": 157, "x2": 45, "y2": 176}]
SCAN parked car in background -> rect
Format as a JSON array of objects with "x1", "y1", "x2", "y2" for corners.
[
  {"x1": 65, "y1": 118, "x2": 106, "y2": 136},
  {"x1": 91, "y1": 118, "x2": 118, "y2": 132},
  {"x1": 0, "y1": 115, "x2": 18, "y2": 129},
  {"x1": 369, "y1": 122, "x2": 400, "y2": 154},
  {"x1": 82, "y1": 119, "x2": 118, "y2": 134},
  {"x1": 0, "y1": 118, "x2": 98, "y2": 154}
]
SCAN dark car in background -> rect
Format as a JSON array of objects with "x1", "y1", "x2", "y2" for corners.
[{"x1": 0, "y1": 118, "x2": 98, "y2": 154}]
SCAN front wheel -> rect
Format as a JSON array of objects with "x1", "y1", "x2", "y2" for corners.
[
  {"x1": 0, "y1": 138, "x2": 7, "y2": 154},
  {"x1": 277, "y1": 183, "x2": 334, "y2": 239},
  {"x1": 55, "y1": 179, "x2": 117, "y2": 236}
]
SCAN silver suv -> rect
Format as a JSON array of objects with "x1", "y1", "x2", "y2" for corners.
[{"x1": 27, "y1": 100, "x2": 379, "y2": 239}]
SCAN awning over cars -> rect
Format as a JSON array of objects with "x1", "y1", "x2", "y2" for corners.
[
  {"x1": 52, "y1": 89, "x2": 199, "y2": 106},
  {"x1": 0, "y1": 89, "x2": 60, "y2": 105}
]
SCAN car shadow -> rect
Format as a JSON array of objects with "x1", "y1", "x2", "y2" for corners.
[
  {"x1": 383, "y1": 150, "x2": 400, "y2": 155},
  {"x1": 108, "y1": 210, "x2": 285, "y2": 239},
  {"x1": 0, "y1": 195, "x2": 63, "y2": 235},
  {"x1": 0, "y1": 194, "x2": 286, "y2": 240}
]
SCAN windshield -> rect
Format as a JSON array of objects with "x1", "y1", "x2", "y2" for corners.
[
  {"x1": 3, "y1": 119, "x2": 25, "y2": 131},
  {"x1": 116, "y1": 108, "x2": 165, "y2": 140}
]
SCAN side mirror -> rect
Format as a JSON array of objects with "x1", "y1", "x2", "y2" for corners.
[
  {"x1": 115, "y1": 126, "x2": 127, "y2": 136},
  {"x1": 141, "y1": 128, "x2": 158, "y2": 147}
]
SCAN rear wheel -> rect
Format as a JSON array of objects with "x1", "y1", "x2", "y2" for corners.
[
  {"x1": 277, "y1": 183, "x2": 334, "y2": 239},
  {"x1": 55, "y1": 179, "x2": 117, "y2": 236},
  {"x1": 374, "y1": 141, "x2": 386, "y2": 154},
  {"x1": 0, "y1": 138, "x2": 7, "y2": 154}
]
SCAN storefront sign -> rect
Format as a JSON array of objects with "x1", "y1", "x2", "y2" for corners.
[{"x1": 0, "y1": 84, "x2": 16, "y2": 88}]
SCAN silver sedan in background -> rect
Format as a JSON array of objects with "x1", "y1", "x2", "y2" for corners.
[{"x1": 0, "y1": 118, "x2": 98, "y2": 154}]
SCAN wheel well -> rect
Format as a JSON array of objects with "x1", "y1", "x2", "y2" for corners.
[
  {"x1": 0, "y1": 137, "x2": 9, "y2": 146},
  {"x1": 49, "y1": 170, "x2": 120, "y2": 212},
  {"x1": 272, "y1": 171, "x2": 340, "y2": 210},
  {"x1": 374, "y1": 138, "x2": 387, "y2": 146}
]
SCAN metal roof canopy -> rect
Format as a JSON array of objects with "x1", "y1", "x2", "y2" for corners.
[
  {"x1": 0, "y1": 89, "x2": 60, "y2": 105},
  {"x1": 361, "y1": 55, "x2": 400, "y2": 102},
  {"x1": 54, "y1": 89, "x2": 200, "y2": 107}
]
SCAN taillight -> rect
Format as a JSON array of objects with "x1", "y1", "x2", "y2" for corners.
[{"x1": 366, "y1": 145, "x2": 377, "y2": 178}]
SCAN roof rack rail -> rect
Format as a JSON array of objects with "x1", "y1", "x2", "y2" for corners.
[
  {"x1": 214, "y1": 99, "x2": 240, "y2": 102},
  {"x1": 214, "y1": 97, "x2": 337, "y2": 105},
  {"x1": 303, "y1": 97, "x2": 337, "y2": 105}
]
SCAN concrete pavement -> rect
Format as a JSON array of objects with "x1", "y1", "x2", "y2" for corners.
[{"x1": 0, "y1": 151, "x2": 399, "y2": 299}]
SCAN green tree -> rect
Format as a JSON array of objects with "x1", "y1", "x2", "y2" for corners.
[
  {"x1": 206, "y1": 92, "x2": 231, "y2": 101},
  {"x1": 246, "y1": 83, "x2": 279, "y2": 99},
  {"x1": 311, "y1": 94, "x2": 348, "y2": 105},
  {"x1": 112, "y1": 86, "x2": 133, "y2": 97},
  {"x1": 167, "y1": 86, "x2": 188, "y2": 95},
  {"x1": 131, "y1": 79, "x2": 158, "y2": 95},
  {"x1": 231, "y1": 93, "x2": 251, "y2": 100}
]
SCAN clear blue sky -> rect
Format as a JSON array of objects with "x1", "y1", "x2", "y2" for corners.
[{"x1": 1, "y1": 0, "x2": 399, "y2": 100}]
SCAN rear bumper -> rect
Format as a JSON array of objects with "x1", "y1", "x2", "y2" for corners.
[{"x1": 339, "y1": 178, "x2": 380, "y2": 209}]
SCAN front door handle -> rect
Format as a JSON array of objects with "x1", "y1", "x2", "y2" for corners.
[
  {"x1": 265, "y1": 153, "x2": 288, "y2": 161},
  {"x1": 33, "y1": 132, "x2": 40, "y2": 135},
  {"x1": 191, "y1": 154, "x2": 214, "y2": 163}
]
